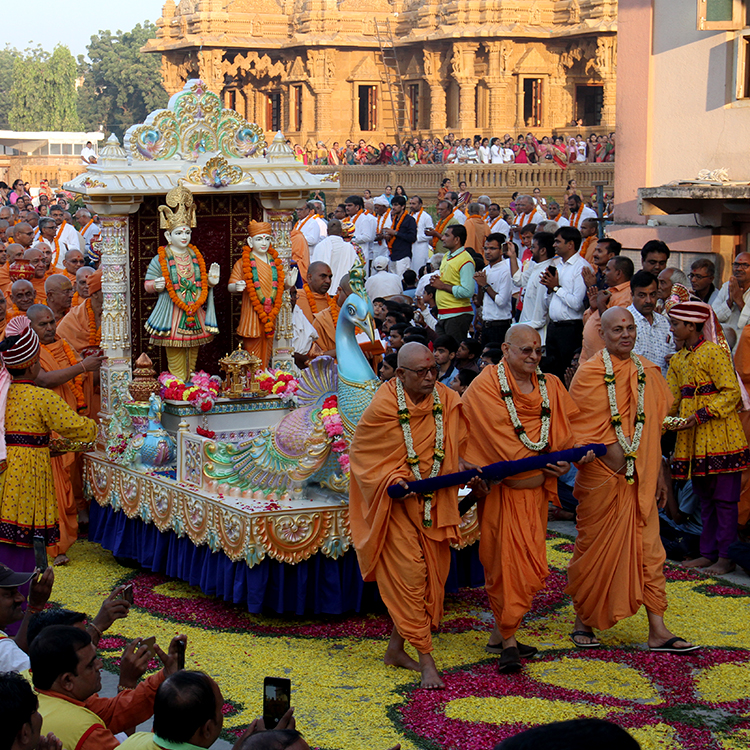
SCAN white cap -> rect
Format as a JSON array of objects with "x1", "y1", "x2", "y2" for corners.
[
  {"x1": 373, "y1": 196, "x2": 390, "y2": 207},
  {"x1": 373, "y1": 256, "x2": 389, "y2": 271}
]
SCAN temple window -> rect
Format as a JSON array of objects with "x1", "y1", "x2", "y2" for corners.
[
  {"x1": 575, "y1": 85, "x2": 604, "y2": 126},
  {"x1": 523, "y1": 78, "x2": 543, "y2": 128},
  {"x1": 293, "y1": 85, "x2": 303, "y2": 131},
  {"x1": 266, "y1": 91, "x2": 282, "y2": 131},
  {"x1": 407, "y1": 84, "x2": 419, "y2": 130},
  {"x1": 358, "y1": 85, "x2": 377, "y2": 131}
]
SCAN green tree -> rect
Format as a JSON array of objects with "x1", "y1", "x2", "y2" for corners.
[
  {"x1": 78, "y1": 21, "x2": 168, "y2": 139},
  {"x1": 9, "y1": 45, "x2": 82, "y2": 131},
  {"x1": 0, "y1": 46, "x2": 21, "y2": 129}
]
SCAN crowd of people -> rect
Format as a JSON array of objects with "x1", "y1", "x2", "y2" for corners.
[{"x1": 294, "y1": 132, "x2": 615, "y2": 167}]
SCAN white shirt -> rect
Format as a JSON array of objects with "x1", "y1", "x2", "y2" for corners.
[
  {"x1": 486, "y1": 215, "x2": 511, "y2": 240},
  {"x1": 350, "y1": 211, "x2": 377, "y2": 262},
  {"x1": 548, "y1": 253, "x2": 591, "y2": 321},
  {"x1": 453, "y1": 209, "x2": 466, "y2": 225},
  {"x1": 311, "y1": 235, "x2": 358, "y2": 291},
  {"x1": 519, "y1": 258, "x2": 555, "y2": 344},
  {"x1": 296, "y1": 216, "x2": 321, "y2": 252},
  {"x1": 515, "y1": 209, "x2": 547, "y2": 229},
  {"x1": 292, "y1": 304, "x2": 318, "y2": 355},
  {"x1": 628, "y1": 304, "x2": 675, "y2": 376},
  {"x1": 411, "y1": 209, "x2": 434, "y2": 262},
  {"x1": 713, "y1": 280, "x2": 750, "y2": 348},
  {"x1": 482, "y1": 259, "x2": 513, "y2": 322},
  {"x1": 365, "y1": 270, "x2": 403, "y2": 300},
  {"x1": 568, "y1": 205, "x2": 597, "y2": 230},
  {"x1": 80, "y1": 145, "x2": 96, "y2": 164},
  {"x1": 478, "y1": 145, "x2": 490, "y2": 164},
  {"x1": 314, "y1": 215, "x2": 328, "y2": 240},
  {"x1": 576, "y1": 142, "x2": 587, "y2": 162},
  {"x1": 490, "y1": 144, "x2": 503, "y2": 164},
  {"x1": 501, "y1": 147, "x2": 515, "y2": 163},
  {"x1": 0, "y1": 632, "x2": 30, "y2": 672}
]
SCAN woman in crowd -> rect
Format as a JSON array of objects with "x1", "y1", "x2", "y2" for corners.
[{"x1": 551, "y1": 136, "x2": 568, "y2": 169}]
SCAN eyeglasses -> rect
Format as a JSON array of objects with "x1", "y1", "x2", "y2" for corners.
[
  {"x1": 509, "y1": 344, "x2": 543, "y2": 357},
  {"x1": 688, "y1": 273, "x2": 711, "y2": 279},
  {"x1": 733, "y1": 262, "x2": 750, "y2": 269},
  {"x1": 400, "y1": 365, "x2": 439, "y2": 379}
]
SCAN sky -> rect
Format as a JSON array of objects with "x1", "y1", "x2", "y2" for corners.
[{"x1": 1, "y1": 0, "x2": 163, "y2": 59}]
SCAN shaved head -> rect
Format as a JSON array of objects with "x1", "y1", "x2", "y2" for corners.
[
  {"x1": 45, "y1": 274, "x2": 73, "y2": 294},
  {"x1": 502, "y1": 324, "x2": 542, "y2": 378},
  {"x1": 11, "y1": 279, "x2": 35, "y2": 311},
  {"x1": 505, "y1": 323, "x2": 538, "y2": 346},
  {"x1": 397, "y1": 341, "x2": 432, "y2": 369},
  {"x1": 601, "y1": 306, "x2": 634, "y2": 331},
  {"x1": 307, "y1": 261, "x2": 333, "y2": 295},
  {"x1": 76, "y1": 266, "x2": 95, "y2": 298},
  {"x1": 601, "y1": 306, "x2": 636, "y2": 359},
  {"x1": 6, "y1": 244, "x2": 25, "y2": 264}
]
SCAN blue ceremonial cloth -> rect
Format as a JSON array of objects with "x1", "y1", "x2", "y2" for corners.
[
  {"x1": 387, "y1": 443, "x2": 607, "y2": 499},
  {"x1": 89, "y1": 502, "x2": 484, "y2": 615}
]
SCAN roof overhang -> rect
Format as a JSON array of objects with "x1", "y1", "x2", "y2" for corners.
[{"x1": 639, "y1": 183, "x2": 750, "y2": 226}]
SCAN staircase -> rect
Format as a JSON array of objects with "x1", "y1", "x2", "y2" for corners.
[{"x1": 374, "y1": 19, "x2": 414, "y2": 147}]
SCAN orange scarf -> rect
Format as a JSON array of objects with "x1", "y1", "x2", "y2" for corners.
[
  {"x1": 85, "y1": 299, "x2": 101, "y2": 346},
  {"x1": 386, "y1": 210, "x2": 407, "y2": 251},
  {"x1": 376, "y1": 210, "x2": 391, "y2": 235},
  {"x1": 431, "y1": 211, "x2": 455, "y2": 248},
  {"x1": 44, "y1": 341, "x2": 86, "y2": 412},
  {"x1": 569, "y1": 206, "x2": 584, "y2": 228},
  {"x1": 488, "y1": 216, "x2": 505, "y2": 231},
  {"x1": 241, "y1": 244, "x2": 285, "y2": 337}
]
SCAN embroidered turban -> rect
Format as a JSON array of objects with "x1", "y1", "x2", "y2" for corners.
[
  {"x1": 1, "y1": 316, "x2": 40, "y2": 368},
  {"x1": 667, "y1": 301, "x2": 712, "y2": 324},
  {"x1": 248, "y1": 221, "x2": 272, "y2": 237}
]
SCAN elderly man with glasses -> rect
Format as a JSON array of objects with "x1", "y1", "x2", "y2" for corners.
[
  {"x1": 689, "y1": 258, "x2": 719, "y2": 305},
  {"x1": 349, "y1": 342, "x2": 470, "y2": 690},
  {"x1": 712, "y1": 251, "x2": 750, "y2": 350}
]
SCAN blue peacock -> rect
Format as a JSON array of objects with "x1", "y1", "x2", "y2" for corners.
[{"x1": 204, "y1": 263, "x2": 380, "y2": 496}]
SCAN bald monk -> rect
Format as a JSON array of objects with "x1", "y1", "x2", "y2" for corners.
[
  {"x1": 62, "y1": 248, "x2": 85, "y2": 283},
  {"x1": 45, "y1": 274, "x2": 75, "y2": 322},
  {"x1": 57, "y1": 269, "x2": 102, "y2": 355},
  {"x1": 291, "y1": 227, "x2": 310, "y2": 282},
  {"x1": 23, "y1": 247, "x2": 48, "y2": 304},
  {"x1": 35, "y1": 242, "x2": 53, "y2": 275},
  {"x1": 297, "y1": 261, "x2": 333, "y2": 324},
  {"x1": 72, "y1": 265, "x2": 94, "y2": 307},
  {"x1": 8, "y1": 279, "x2": 36, "y2": 320},
  {"x1": 0, "y1": 289, "x2": 7, "y2": 339},
  {"x1": 567, "y1": 307, "x2": 698, "y2": 652},
  {"x1": 12, "y1": 221, "x2": 34, "y2": 251},
  {"x1": 462, "y1": 325, "x2": 589, "y2": 672},
  {"x1": 312, "y1": 274, "x2": 350, "y2": 356},
  {"x1": 349, "y1": 342, "x2": 469, "y2": 688},
  {"x1": 28, "y1": 304, "x2": 104, "y2": 565},
  {"x1": 579, "y1": 256, "x2": 633, "y2": 364},
  {"x1": 0, "y1": 244, "x2": 25, "y2": 296}
]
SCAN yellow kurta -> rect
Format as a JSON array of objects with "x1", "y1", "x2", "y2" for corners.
[
  {"x1": 667, "y1": 337, "x2": 750, "y2": 478},
  {"x1": 0, "y1": 383, "x2": 97, "y2": 547}
]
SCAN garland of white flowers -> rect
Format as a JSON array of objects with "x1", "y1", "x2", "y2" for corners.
[
  {"x1": 602, "y1": 349, "x2": 646, "y2": 484},
  {"x1": 497, "y1": 362, "x2": 551, "y2": 451},
  {"x1": 395, "y1": 377, "x2": 445, "y2": 528}
]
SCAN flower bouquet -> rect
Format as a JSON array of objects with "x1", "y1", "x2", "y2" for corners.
[
  {"x1": 254, "y1": 369, "x2": 300, "y2": 404},
  {"x1": 159, "y1": 371, "x2": 222, "y2": 413}
]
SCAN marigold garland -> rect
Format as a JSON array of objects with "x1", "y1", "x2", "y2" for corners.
[
  {"x1": 157, "y1": 244, "x2": 209, "y2": 326},
  {"x1": 303, "y1": 283, "x2": 339, "y2": 327},
  {"x1": 386, "y1": 210, "x2": 408, "y2": 252},
  {"x1": 241, "y1": 245, "x2": 285, "y2": 337},
  {"x1": 431, "y1": 210, "x2": 456, "y2": 248},
  {"x1": 44, "y1": 341, "x2": 86, "y2": 412},
  {"x1": 85, "y1": 299, "x2": 101, "y2": 346},
  {"x1": 255, "y1": 369, "x2": 299, "y2": 403}
]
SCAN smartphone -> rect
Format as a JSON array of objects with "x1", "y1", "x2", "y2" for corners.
[
  {"x1": 141, "y1": 636, "x2": 157, "y2": 658},
  {"x1": 174, "y1": 639, "x2": 186, "y2": 670},
  {"x1": 263, "y1": 677, "x2": 291, "y2": 730},
  {"x1": 33, "y1": 537, "x2": 48, "y2": 572},
  {"x1": 120, "y1": 585, "x2": 134, "y2": 605}
]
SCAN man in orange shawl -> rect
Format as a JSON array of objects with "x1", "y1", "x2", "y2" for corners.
[
  {"x1": 579, "y1": 256, "x2": 633, "y2": 364},
  {"x1": 57, "y1": 270, "x2": 102, "y2": 355},
  {"x1": 23, "y1": 247, "x2": 48, "y2": 305},
  {"x1": 733, "y1": 325, "x2": 750, "y2": 527},
  {"x1": 28, "y1": 304, "x2": 103, "y2": 565},
  {"x1": 349, "y1": 342, "x2": 468, "y2": 688},
  {"x1": 0, "y1": 244, "x2": 24, "y2": 296},
  {"x1": 296, "y1": 261, "x2": 332, "y2": 324},
  {"x1": 463, "y1": 202, "x2": 490, "y2": 254},
  {"x1": 462, "y1": 324, "x2": 584, "y2": 672},
  {"x1": 291, "y1": 227, "x2": 310, "y2": 282},
  {"x1": 567, "y1": 307, "x2": 698, "y2": 653},
  {"x1": 0, "y1": 290, "x2": 7, "y2": 339},
  {"x1": 228, "y1": 221, "x2": 285, "y2": 366}
]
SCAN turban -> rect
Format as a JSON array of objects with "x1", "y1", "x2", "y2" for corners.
[
  {"x1": 248, "y1": 220, "x2": 272, "y2": 237},
  {"x1": 667, "y1": 300, "x2": 712, "y2": 324},
  {"x1": 372, "y1": 196, "x2": 390, "y2": 207},
  {"x1": 86, "y1": 269, "x2": 102, "y2": 294},
  {"x1": 1, "y1": 316, "x2": 40, "y2": 369}
]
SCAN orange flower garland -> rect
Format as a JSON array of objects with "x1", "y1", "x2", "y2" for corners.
[
  {"x1": 44, "y1": 341, "x2": 86, "y2": 412},
  {"x1": 303, "y1": 282, "x2": 339, "y2": 326},
  {"x1": 85, "y1": 299, "x2": 101, "y2": 346},
  {"x1": 157, "y1": 244, "x2": 209, "y2": 326},
  {"x1": 386, "y1": 210, "x2": 408, "y2": 251},
  {"x1": 241, "y1": 244, "x2": 285, "y2": 337}
]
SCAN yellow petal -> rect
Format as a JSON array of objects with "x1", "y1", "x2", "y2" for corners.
[
  {"x1": 696, "y1": 662, "x2": 750, "y2": 703},
  {"x1": 444, "y1": 696, "x2": 610, "y2": 725},
  {"x1": 628, "y1": 722, "x2": 676, "y2": 750}
]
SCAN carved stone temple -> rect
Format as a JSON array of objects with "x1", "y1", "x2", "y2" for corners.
[{"x1": 144, "y1": 0, "x2": 617, "y2": 143}]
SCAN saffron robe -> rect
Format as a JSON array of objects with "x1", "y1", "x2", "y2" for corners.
[
  {"x1": 349, "y1": 380, "x2": 466, "y2": 652},
  {"x1": 566, "y1": 351, "x2": 672, "y2": 630}
]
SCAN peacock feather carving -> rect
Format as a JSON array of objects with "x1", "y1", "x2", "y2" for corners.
[{"x1": 204, "y1": 261, "x2": 380, "y2": 497}]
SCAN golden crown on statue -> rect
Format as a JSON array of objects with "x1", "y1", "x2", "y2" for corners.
[{"x1": 158, "y1": 185, "x2": 197, "y2": 231}]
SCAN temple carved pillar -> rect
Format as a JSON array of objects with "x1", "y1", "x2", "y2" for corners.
[
  {"x1": 313, "y1": 87, "x2": 333, "y2": 133},
  {"x1": 451, "y1": 43, "x2": 479, "y2": 135},
  {"x1": 197, "y1": 48, "x2": 224, "y2": 94},
  {"x1": 428, "y1": 81, "x2": 447, "y2": 131}
]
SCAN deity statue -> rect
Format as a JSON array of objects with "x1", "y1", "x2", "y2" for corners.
[
  {"x1": 144, "y1": 185, "x2": 220, "y2": 381},
  {"x1": 227, "y1": 220, "x2": 286, "y2": 366}
]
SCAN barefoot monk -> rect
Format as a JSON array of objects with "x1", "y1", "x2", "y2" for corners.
[
  {"x1": 566, "y1": 307, "x2": 698, "y2": 654},
  {"x1": 349, "y1": 342, "x2": 468, "y2": 688}
]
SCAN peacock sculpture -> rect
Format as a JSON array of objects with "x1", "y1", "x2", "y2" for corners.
[{"x1": 204, "y1": 262, "x2": 380, "y2": 497}]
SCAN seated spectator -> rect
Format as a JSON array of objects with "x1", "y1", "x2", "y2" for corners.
[
  {"x1": 381, "y1": 311, "x2": 405, "y2": 337},
  {"x1": 451, "y1": 368, "x2": 478, "y2": 395},
  {"x1": 0, "y1": 670, "x2": 62, "y2": 750},
  {"x1": 401, "y1": 269, "x2": 418, "y2": 299},
  {"x1": 118, "y1": 671, "x2": 231, "y2": 750},
  {"x1": 455, "y1": 338, "x2": 482, "y2": 372},
  {"x1": 494, "y1": 718, "x2": 640, "y2": 749},
  {"x1": 434, "y1": 334, "x2": 460, "y2": 385},
  {"x1": 30, "y1": 625, "x2": 185, "y2": 750},
  {"x1": 479, "y1": 346, "x2": 503, "y2": 368},
  {"x1": 378, "y1": 353, "x2": 398, "y2": 382},
  {"x1": 0, "y1": 564, "x2": 54, "y2": 672},
  {"x1": 387, "y1": 322, "x2": 407, "y2": 352},
  {"x1": 365, "y1": 257, "x2": 402, "y2": 300}
]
